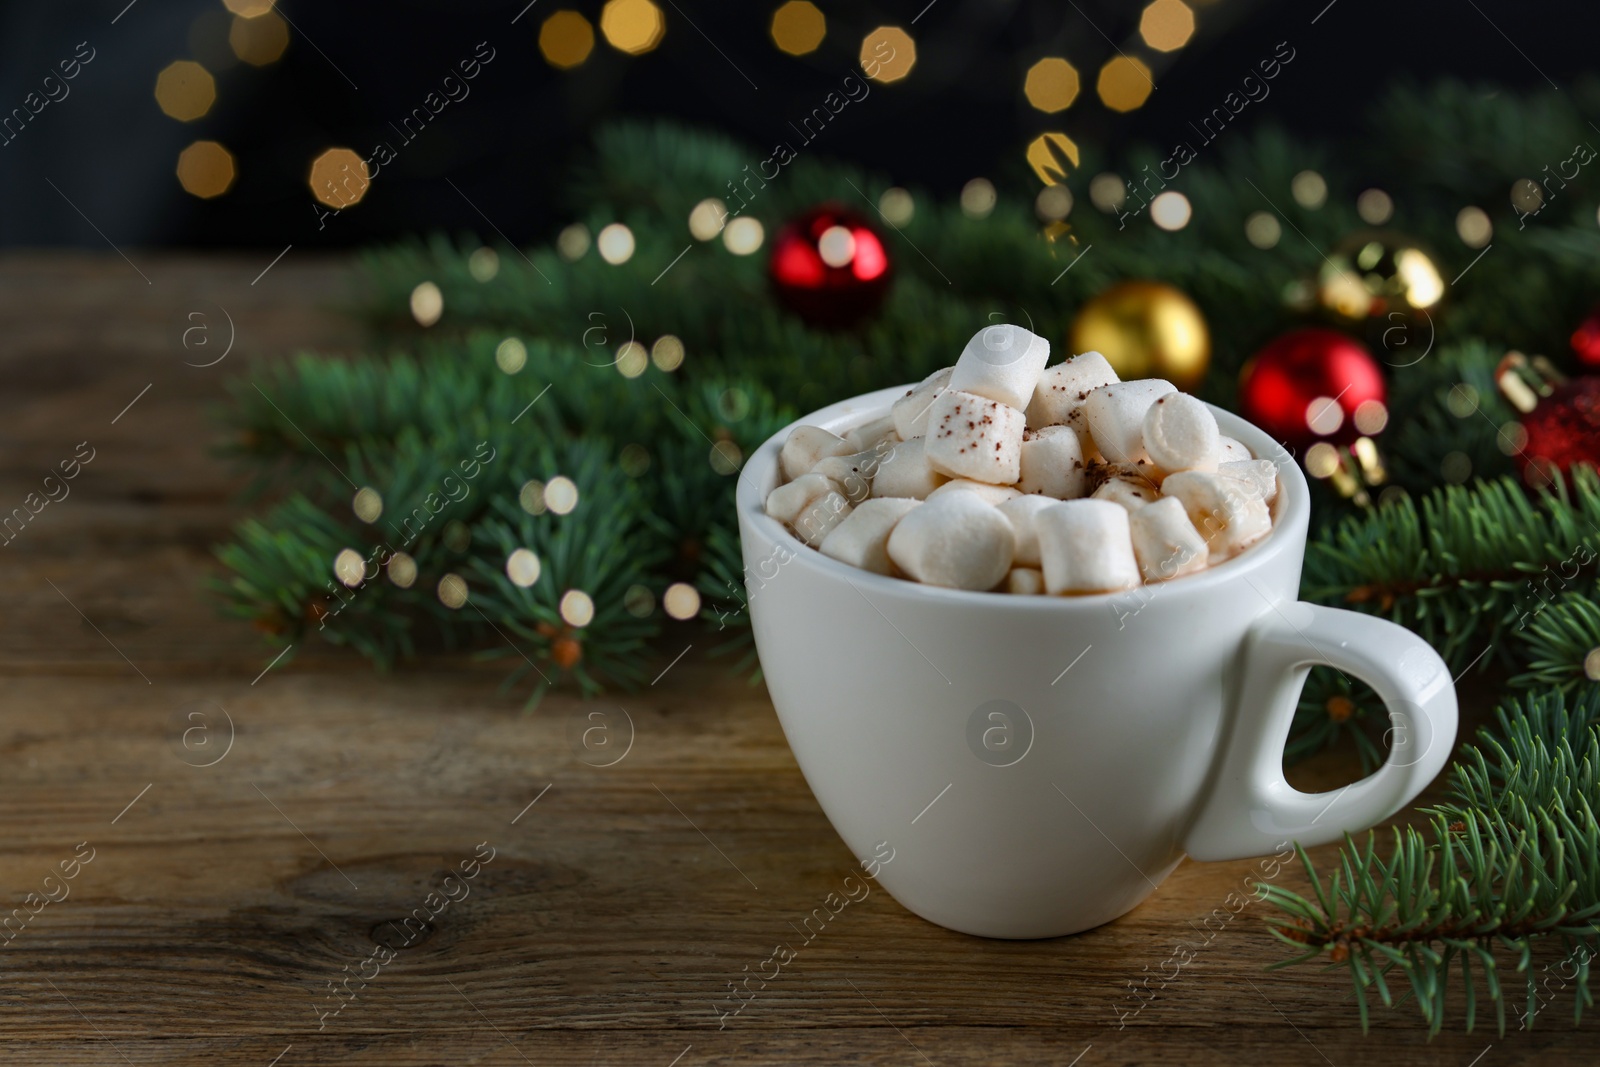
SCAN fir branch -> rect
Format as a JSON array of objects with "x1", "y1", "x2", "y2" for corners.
[
  {"x1": 1260, "y1": 688, "x2": 1600, "y2": 1035},
  {"x1": 1514, "y1": 592, "x2": 1600, "y2": 693}
]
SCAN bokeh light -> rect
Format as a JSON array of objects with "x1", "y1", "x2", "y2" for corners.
[
  {"x1": 1096, "y1": 56, "x2": 1153, "y2": 112},
  {"x1": 615, "y1": 340, "x2": 648, "y2": 378},
  {"x1": 1455, "y1": 206, "x2": 1492, "y2": 248},
  {"x1": 519, "y1": 480, "x2": 547, "y2": 514},
  {"x1": 1024, "y1": 58, "x2": 1080, "y2": 113},
  {"x1": 770, "y1": 1, "x2": 826, "y2": 55},
  {"x1": 1304, "y1": 442, "x2": 1340, "y2": 478},
  {"x1": 1245, "y1": 211, "x2": 1281, "y2": 248},
  {"x1": 597, "y1": 222, "x2": 635, "y2": 264},
  {"x1": 495, "y1": 337, "x2": 527, "y2": 373},
  {"x1": 688, "y1": 198, "x2": 727, "y2": 240},
  {"x1": 960, "y1": 178, "x2": 996, "y2": 218},
  {"x1": 386, "y1": 552, "x2": 417, "y2": 588},
  {"x1": 1510, "y1": 178, "x2": 1544, "y2": 214},
  {"x1": 601, "y1": 0, "x2": 665, "y2": 54},
  {"x1": 352, "y1": 487, "x2": 383, "y2": 523},
  {"x1": 410, "y1": 281, "x2": 442, "y2": 326},
  {"x1": 557, "y1": 223, "x2": 591, "y2": 260},
  {"x1": 861, "y1": 26, "x2": 915, "y2": 83},
  {"x1": 1089, "y1": 173, "x2": 1126, "y2": 212},
  {"x1": 1306, "y1": 396, "x2": 1344, "y2": 436},
  {"x1": 1150, "y1": 191, "x2": 1191, "y2": 231},
  {"x1": 723, "y1": 216, "x2": 764, "y2": 254},
  {"x1": 155, "y1": 61, "x2": 216, "y2": 122},
  {"x1": 506, "y1": 548, "x2": 542, "y2": 588},
  {"x1": 878, "y1": 187, "x2": 914, "y2": 225},
  {"x1": 223, "y1": 0, "x2": 275, "y2": 15},
  {"x1": 438, "y1": 573, "x2": 469, "y2": 609},
  {"x1": 1025, "y1": 132, "x2": 1079, "y2": 186},
  {"x1": 309, "y1": 147, "x2": 369, "y2": 208},
  {"x1": 334, "y1": 548, "x2": 366, "y2": 587},
  {"x1": 540, "y1": 10, "x2": 595, "y2": 69},
  {"x1": 468, "y1": 247, "x2": 500, "y2": 281},
  {"x1": 560, "y1": 589, "x2": 595, "y2": 627},
  {"x1": 624, "y1": 584, "x2": 655, "y2": 617},
  {"x1": 663, "y1": 582, "x2": 701, "y2": 620},
  {"x1": 1291, "y1": 170, "x2": 1327, "y2": 209},
  {"x1": 544, "y1": 475, "x2": 579, "y2": 515},
  {"x1": 710, "y1": 440, "x2": 742, "y2": 475},
  {"x1": 175, "y1": 141, "x2": 236, "y2": 199},
  {"x1": 651, "y1": 335, "x2": 685, "y2": 372},
  {"x1": 1140, "y1": 0, "x2": 1195, "y2": 51},
  {"x1": 1036, "y1": 185, "x2": 1073, "y2": 221},
  {"x1": 1357, "y1": 188, "x2": 1394, "y2": 225},
  {"x1": 230, "y1": 10, "x2": 289, "y2": 66},
  {"x1": 1353, "y1": 399, "x2": 1389, "y2": 436}
]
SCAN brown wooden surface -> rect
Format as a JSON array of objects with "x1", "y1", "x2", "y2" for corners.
[{"x1": 0, "y1": 250, "x2": 1588, "y2": 1065}]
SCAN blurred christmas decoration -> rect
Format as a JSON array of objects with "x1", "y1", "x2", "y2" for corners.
[
  {"x1": 1497, "y1": 351, "x2": 1600, "y2": 486},
  {"x1": 768, "y1": 203, "x2": 892, "y2": 329},
  {"x1": 1068, "y1": 280, "x2": 1209, "y2": 389},
  {"x1": 1315, "y1": 230, "x2": 1444, "y2": 327},
  {"x1": 1238, "y1": 328, "x2": 1386, "y2": 448},
  {"x1": 1571, "y1": 305, "x2": 1600, "y2": 367}
]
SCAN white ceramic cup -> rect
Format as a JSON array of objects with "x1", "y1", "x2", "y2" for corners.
[{"x1": 736, "y1": 384, "x2": 1458, "y2": 939}]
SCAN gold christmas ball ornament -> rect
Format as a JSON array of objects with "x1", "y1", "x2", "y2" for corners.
[
  {"x1": 1068, "y1": 280, "x2": 1210, "y2": 389},
  {"x1": 1315, "y1": 230, "x2": 1444, "y2": 325}
]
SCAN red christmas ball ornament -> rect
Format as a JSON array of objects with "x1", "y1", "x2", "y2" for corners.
[
  {"x1": 768, "y1": 203, "x2": 892, "y2": 329},
  {"x1": 1517, "y1": 376, "x2": 1600, "y2": 485},
  {"x1": 1238, "y1": 328, "x2": 1387, "y2": 448},
  {"x1": 1570, "y1": 306, "x2": 1600, "y2": 367}
]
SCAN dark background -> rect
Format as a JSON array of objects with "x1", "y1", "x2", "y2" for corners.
[{"x1": 1, "y1": 0, "x2": 1593, "y2": 249}]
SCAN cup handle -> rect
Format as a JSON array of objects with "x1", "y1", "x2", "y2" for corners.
[{"x1": 1182, "y1": 601, "x2": 1458, "y2": 862}]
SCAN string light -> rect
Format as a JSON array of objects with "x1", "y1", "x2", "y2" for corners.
[
  {"x1": 709, "y1": 440, "x2": 742, "y2": 475},
  {"x1": 615, "y1": 340, "x2": 648, "y2": 378},
  {"x1": 878, "y1": 187, "x2": 914, "y2": 225},
  {"x1": 387, "y1": 552, "x2": 417, "y2": 588},
  {"x1": 817, "y1": 225, "x2": 856, "y2": 268},
  {"x1": 624, "y1": 584, "x2": 655, "y2": 617},
  {"x1": 1096, "y1": 56, "x2": 1153, "y2": 112},
  {"x1": 410, "y1": 281, "x2": 443, "y2": 327},
  {"x1": 1089, "y1": 173, "x2": 1126, "y2": 212},
  {"x1": 688, "y1": 198, "x2": 727, "y2": 240},
  {"x1": 1035, "y1": 185, "x2": 1072, "y2": 221},
  {"x1": 1244, "y1": 211, "x2": 1281, "y2": 248},
  {"x1": 1510, "y1": 179, "x2": 1544, "y2": 215},
  {"x1": 544, "y1": 476, "x2": 579, "y2": 515},
  {"x1": 519, "y1": 480, "x2": 547, "y2": 514},
  {"x1": 176, "y1": 141, "x2": 235, "y2": 199},
  {"x1": 334, "y1": 548, "x2": 366, "y2": 587},
  {"x1": 651, "y1": 335, "x2": 684, "y2": 372},
  {"x1": 495, "y1": 337, "x2": 526, "y2": 374},
  {"x1": 1304, "y1": 442, "x2": 1340, "y2": 478},
  {"x1": 438, "y1": 573, "x2": 469, "y2": 609},
  {"x1": 1353, "y1": 399, "x2": 1389, "y2": 436},
  {"x1": 770, "y1": 1, "x2": 826, "y2": 55},
  {"x1": 1024, "y1": 58, "x2": 1079, "y2": 113},
  {"x1": 468, "y1": 247, "x2": 500, "y2": 281},
  {"x1": 1455, "y1": 206, "x2": 1492, "y2": 248},
  {"x1": 1306, "y1": 397, "x2": 1344, "y2": 436},
  {"x1": 155, "y1": 61, "x2": 216, "y2": 122},
  {"x1": 560, "y1": 589, "x2": 595, "y2": 627},
  {"x1": 223, "y1": 0, "x2": 275, "y2": 15},
  {"x1": 309, "y1": 148, "x2": 369, "y2": 208},
  {"x1": 557, "y1": 223, "x2": 591, "y2": 260},
  {"x1": 1356, "y1": 188, "x2": 1394, "y2": 225},
  {"x1": 1150, "y1": 191, "x2": 1191, "y2": 231}
]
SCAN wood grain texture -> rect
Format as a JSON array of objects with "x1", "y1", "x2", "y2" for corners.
[{"x1": 0, "y1": 252, "x2": 1588, "y2": 1065}]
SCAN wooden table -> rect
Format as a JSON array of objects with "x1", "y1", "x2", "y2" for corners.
[{"x1": 0, "y1": 251, "x2": 1588, "y2": 1065}]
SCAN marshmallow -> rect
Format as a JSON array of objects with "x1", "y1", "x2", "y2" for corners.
[
  {"x1": 1160, "y1": 470, "x2": 1272, "y2": 564},
  {"x1": 870, "y1": 437, "x2": 948, "y2": 500},
  {"x1": 1219, "y1": 459, "x2": 1280, "y2": 506},
  {"x1": 1084, "y1": 379, "x2": 1177, "y2": 464},
  {"x1": 820, "y1": 498, "x2": 921, "y2": 575},
  {"x1": 1034, "y1": 499, "x2": 1141, "y2": 595},
  {"x1": 925, "y1": 389, "x2": 1025, "y2": 485},
  {"x1": 892, "y1": 367, "x2": 953, "y2": 440},
  {"x1": 781, "y1": 425, "x2": 854, "y2": 480},
  {"x1": 1025, "y1": 351, "x2": 1120, "y2": 428},
  {"x1": 996, "y1": 494, "x2": 1058, "y2": 567},
  {"x1": 928, "y1": 479, "x2": 1023, "y2": 506},
  {"x1": 814, "y1": 443, "x2": 896, "y2": 504},
  {"x1": 1218, "y1": 436, "x2": 1252, "y2": 463},
  {"x1": 1006, "y1": 567, "x2": 1045, "y2": 595},
  {"x1": 886, "y1": 491, "x2": 1015, "y2": 591},
  {"x1": 766, "y1": 472, "x2": 854, "y2": 547},
  {"x1": 1128, "y1": 496, "x2": 1210, "y2": 583},
  {"x1": 1017, "y1": 425, "x2": 1087, "y2": 499},
  {"x1": 949, "y1": 324, "x2": 1052, "y2": 411},
  {"x1": 1141, "y1": 392, "x2": 1220, "y2": 476},
  {"x1": 843, "y1": 414, "x2": 899, "y2": 452},
  {"x1": 1090, "y1": 464, "x2": 1160, "y2": 512}
]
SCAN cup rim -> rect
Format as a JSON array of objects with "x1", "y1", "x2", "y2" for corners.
[{"x1": 736, "y1": 382, "x2": 1312, "y2": 609}]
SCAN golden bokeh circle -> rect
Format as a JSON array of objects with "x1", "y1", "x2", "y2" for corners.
[
  {"x1": 600, "y1": 0, "x2": 665, "y2": 55},
  {"x1": 175, "y1": 140, "x2": 236, "y2": 199},
  {"x1": 861, "y1": 26, "x2": 915, "y2": 83},
  {"x1": 155, "y1": 60, "x2": 216, "y2": 122},
  {"x1": 1140, "y1": 0, "x2": 1195, "y2": 52},
  {"x1": 223, "y1": 0, "x2": 275, "y2": 15},
  {"x1": 506, "y1": 548, "x2": 542, "y2": 588},
  {"x1": 309, "y1": 147, "x2": 370, "y2": 208},
  {"x1": 1096, "y1": 56, "x2": 1153, "y2": 112},
  {"x1": 352, "y1": 487, "x2": 383, "y2": 523},
  {"x1": 663, "y1": 582, "x2": 701, "y2": 620},
  {"x1": 387, "y1": 552, "x2": 417, "y2": 588},
  {"x1": 540, "y1": 10, "x2": 596, "y2": 69},
  {"x1": 1025, "y1": 132, "x2": 1079, "y2": 186},
  {"x1": 438, "y1": 573, "x2": 469, "y2": 609},
  {"x1": 230, "y1": 11, "x2": 288, "y2": 66},
  {"x1": 410, "y1": 281, "x2": 443, "y2": 327},
  {"x1": 1024, "y1": 58, "x2": 1080, "y2": 114},
  {"x1": 771, "y1": 1, "x2": 826, "y2": 55},
  {"x1": 560, "y1": 589, "x2": 596, "y2": 628}
]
